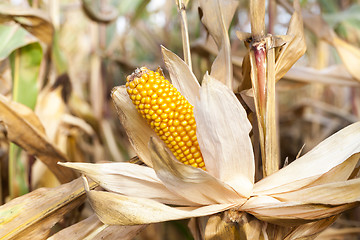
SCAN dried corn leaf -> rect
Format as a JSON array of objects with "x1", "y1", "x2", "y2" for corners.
[
  {"x1": 198, "y1": 0, "x2": 237, "y2": 87},
  {"x1": 111, "y1": 86, "x2": 154, "y2": 167},
  {"x1": 195, "y1": 74, "x2": 254, "y2": 197},
  {"x1": 275, "y1": 0, "x2": 306, "y2": 81},
  {"x1": 198, "y1": 0, "x2": 238, "y2": 48},
  {"x1": 0, "y1": 95, "x2": 76, "y2": 183},
  {"x1": 0, "y1": 178, "x2": 95, "y2": 240},
  {"x1": 149, "y1": 137, "x2": 243, "y2": 205},
  {"x1": 86, "y1": 189, "x2": 234, "y2": 225},
  {"x1": 161, "y1": 46, "x2": 200, "y2": 106},
  {"x1": 0, "y1": 4, "x2": 53, "y2": 45},
  {"x1": 35, "y1": 83, "x2": 67, "y2": 141},
  {"x1": 254, "y1": 122, "x2": 360, "y2": 195},
  {"x1": 283, "y1": 65, "x2": 358, "y2": 86},
  {"x1": 332, "y1": 35, "x2": 360, "y2": 82},
  {"x1": 49, "y1": 214, "x2": 145, "y2": 240},
  {"x1": 59, "y1": 162, "x2": 196, "y2": 206}
]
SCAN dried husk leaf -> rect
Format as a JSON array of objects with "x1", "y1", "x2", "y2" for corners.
[
  {"x1": 274, "y1": 0, "x2": 306, "y2": 81},
  {"x1": 111, "y1": 86, "x2": 154, "y2": 167},
  {"x1": 0, "y1": 95, "x2": 76, "y2": 183},
  {"x1": 0, "y1": 4, "x2": 53, "y2": 45},
  {"x1": 59, "y1": 162, "x2": 196, "y2": 206},
  {"x1": 149, "y1": 137, "x2": 243, "y2": 205},
  {"x1": 195, "y1": 74, "x2": 254, "y2": 197},
  {"x1": 283, "y1": 216, "x2": 337, "y2": 240},
  {"x1": 303, "y1": 153, "x2": 360, "y2": 188},
  {"x1": 243, "y1": 198, "x2": 358, "y2": 226},
  {"x1": 0, "y1": 178, "x2": 95, "y2": 240},
  {"x1": 87, "y1": 190, "x2": 234, "y2": 225},
  {"x1": 161, "y1": 46, "x2": 200, "y2": 106},
  {"x1": 254, "y1": 122, "x2": 360, "y2": 195},
  {"x1": 272, "y1": 178, "x2": 360, "y2": 204},
  {"x1": 49, "y1": 214, "x2": 145, "y2": 240}
]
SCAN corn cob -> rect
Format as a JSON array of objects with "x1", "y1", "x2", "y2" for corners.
[{"x1": 126, "y1": 67, "x2": 205, "y2": 170}]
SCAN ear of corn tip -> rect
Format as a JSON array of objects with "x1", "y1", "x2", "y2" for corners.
[{"x1": 126, "y1": 67, "x2": 206, "y2": 170}]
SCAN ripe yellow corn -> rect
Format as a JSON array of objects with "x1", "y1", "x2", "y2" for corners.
[{"x1": 126, "y1": 67, "x2": 205, "y2": 170}]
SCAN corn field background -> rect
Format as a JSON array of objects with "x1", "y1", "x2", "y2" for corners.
[{"x1": 0, "y1": 0, "x2": 360, "y2": 239}]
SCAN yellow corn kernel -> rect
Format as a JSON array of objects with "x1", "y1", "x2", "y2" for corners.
[{"x1": 126, "y1": 67, "x2": 205, "y2": 170}]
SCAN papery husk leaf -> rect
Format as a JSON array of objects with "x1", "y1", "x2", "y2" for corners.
[
  {"x1": 274, "y1": 0, "x2": 306, "y2": 82},
  {"x1": 111, "y1": 86, "x2": 154, "y2": 167},
  {"x1": 49, "y1": 214, "x2": 145, "y2": 240},
  {"x1": 243, "y1": 198, "x2": 358, "y2": 226},
  {"x1": 149, "y1": 137, "x2": 243, "y2": 205},
  {"x1": 0, "y1": 4, "x2": 53, "y2": 45},
  {"x1": 332, "y1": 35, "x2": 360, "y2": 82},
  {"x1": 195, "y1": 74, "x2": 254, "y2": 197},
  {"x1": 304, "y1": 153, "x2": 360, "y2": 188},
  {"x1": 284, "y1": 216, "x2": 337, "y2": 240},
  {"x1": 254, "y1": 122, "x2": 360, "y2": 195},
  {"x1": 0, "y1": 95, "x2": 76, "y2": 183},
  {"x1": 0, "y1": 178, "x2": 95, "y2": 240},
  {"x1": 161, "y1": 46, "x2": 200, "y2": 106},
  {"x1": 87, "y1": 190, "x2": 234, "y2": 225},
  {"x1": 283, "y1": 65, "x2": 358, "y2": 86},
  {"x1": 273, "y1": 178, "x2": 360, "y2": 204},
  {"x1": 59, "y1": 162, "x2": 196, "y2": 206}
]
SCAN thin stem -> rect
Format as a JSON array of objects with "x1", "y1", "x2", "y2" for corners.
[{"x1": 177, "y1": 0, "x2": 192, "y2": 70}]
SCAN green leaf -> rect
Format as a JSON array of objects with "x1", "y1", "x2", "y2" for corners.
[
  {"x1": 0, "y1": 24, "x2": 37, "y2": 61},
  {"x1": 8, "y1": 42, "x2": 42, "y2": 198},
  {"x1": 10, "y1": 42, "x2": 42, "y2": 109}
]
